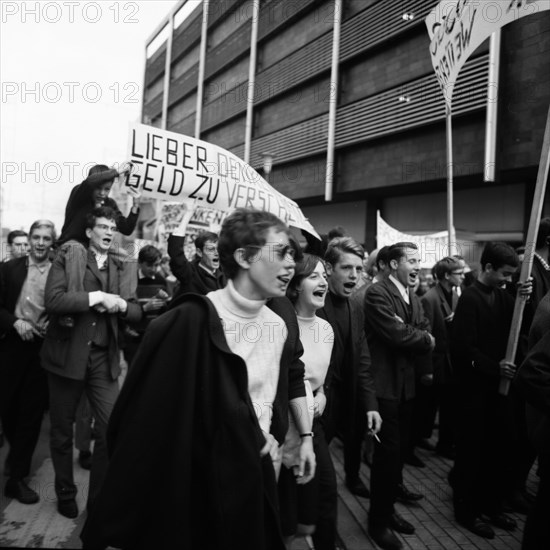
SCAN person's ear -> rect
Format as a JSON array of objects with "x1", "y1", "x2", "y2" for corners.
[
  {"x1": 390, "y1": 258, "x2": 398, "y2": 270},
  {"x1": 233, "y1": 248, "x2": 250, "y2": 270},
  {"x1": 85, "y1": 227, "x2": 92, "y2": 241},
  {"x1": 196, "y1": 247, "x2": 203, "y2": 259},
  {"x1": 325, "y1": 262, "x2": 333, "y2": 277}
]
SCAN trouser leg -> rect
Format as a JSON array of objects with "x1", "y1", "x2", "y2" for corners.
[
  {"x1": 84, "y1": 347, "x2": 119, "y2": 512},
  {"x1": 48, "y1": 372, "x2": 84, "y2": 501}
]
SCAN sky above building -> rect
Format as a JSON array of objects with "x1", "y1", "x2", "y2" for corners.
[{"x1": 1, "y1": 0, "x2": 181, "y2": 234}]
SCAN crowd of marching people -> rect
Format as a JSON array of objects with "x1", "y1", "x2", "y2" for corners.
[{"x1": 0, "y1": 164, "x2": 548, "y2": 550}]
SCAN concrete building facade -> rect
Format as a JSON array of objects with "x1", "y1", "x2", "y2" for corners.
[{"x1": 141, "y1": 0, "x2": 550, "y2": 251}]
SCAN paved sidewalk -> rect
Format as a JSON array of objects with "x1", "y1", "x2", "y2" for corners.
[
  {"x1": 0, "y1": 419, "x2": 538, "y2": 549},
  {"x1": 329, "y1": 437, "x2": 536, "y2": 550}
]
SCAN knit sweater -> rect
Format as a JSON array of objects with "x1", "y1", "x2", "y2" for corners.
[
  {"x1": 208, "y1": 279, "x2": 286, "y2": 434},
  {"x1": 282, "y1": 314, "x2": 334, "y2": 467}
]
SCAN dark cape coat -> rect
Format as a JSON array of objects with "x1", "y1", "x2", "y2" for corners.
[{"x1": 81, "y1": 293, "x2": 305, "y2": 550}]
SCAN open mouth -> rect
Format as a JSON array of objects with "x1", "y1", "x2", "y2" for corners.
[
  {"x1": 278, "y1": 275, "x2": 290, "y2": 285},
  {"x1": 343, "y1": 282, "x2": 356, "y2": 292},
  {"x1": 313, "y1": 289, "x2": 326, "y2": 298},
  {"x1": 102, "y1": 238, "x2": 112, "y2": 247}
]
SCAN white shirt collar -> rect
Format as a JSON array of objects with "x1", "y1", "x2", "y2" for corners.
[
  {"x1": 389, "y1": 274, "x2": 410, "y2": 304},
  {"x1": 138, "y1": 268, "x2": 155, "y2": 280},
  {"x1": 198, "y1": 262, "x2": 216, "y2": 277}
]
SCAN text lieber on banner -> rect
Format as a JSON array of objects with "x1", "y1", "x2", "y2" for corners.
[{"x1": 125, "y1": 122, "x2": 319, "y2": 238}]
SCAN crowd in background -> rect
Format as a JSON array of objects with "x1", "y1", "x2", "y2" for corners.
[{"x1": 0, "y1": 164, "x2": 548, "y2": 550}]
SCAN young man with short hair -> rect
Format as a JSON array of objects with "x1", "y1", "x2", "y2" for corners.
[
  {"x1": 0, "y1": 220, "x2": 56, "y2": 504},
  {"x1": 42, "y1": 206, "x2": 142, "y2": 519},
  {"x1": 4, "y1": 230, "x2": 29, "y2": 262},
  {"x1": 319, "y1": 237, "x2": 381, "y2": 501},
  {"x1": 421, "y1": 257, "x2": 464, "y2": 459},
  {"x1": 364, "y1": 242, "x2": 435, "y2": 550},
  {"x1": 450, "y1": 242, "x2": 532, "y2": 539},
  {"x1": 123, "y1": 244, "x2": 169, "y2": 366},
  {"x1": 168, "y1": 203, "x2": 225, "y2": 297},
  {"x1": 81, "y1": 208, "x2": 314, "y2": 550}
]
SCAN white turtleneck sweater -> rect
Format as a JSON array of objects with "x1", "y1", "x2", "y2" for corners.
[
  {"x1": 207, "y1": 280, "x2": 286, "y2": 434},
  {"x1": 297, "y1": 314, "x2": 334, "y2": 392},
  {"x1": 282, "y1": 313, "x2": 334, "y2": 467}
]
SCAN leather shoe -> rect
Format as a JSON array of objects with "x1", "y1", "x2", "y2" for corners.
[
  {"x1": 404, "y1": 452, "x2": 426, "y2": 468},
  {"x1": 369, "y1": 526, "x2": 403, "y2": 550},
  {"x1": 345, "y1": 476, "x2": 370, "y2": 498},
  {"x1": 396, "y1": 483, "x2": 423, "y2": 504},
  {"x1": 484, "y1": 512, "x2": 517, "y2": 531},
  {"x1": 78, "y1": 450, "x2": 92, "y2": 470},
  {"x1": 417, "y1": 438, "x2": 436, "y2": 452},
  {"x1": 458, "y1": 517, "x2": 495, "y2": 539},
  {"x1": 4, "y1": 478, "x2": 39, "y2": 504},
  {"x1": 58, "y1": 498, "x2": 79, "y2": 519},
  {"x1": 390, "y1": 512, "x2": 415, "y2": 534}
]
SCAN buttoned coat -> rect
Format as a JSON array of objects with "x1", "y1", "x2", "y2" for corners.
[
  {"x1": 317, "y1": 291, "x2": 378, "y2": 441},
  {"x1": 421, "y1": 283, "x2": 458, "y2": 384},
  {"x1": 364, "y1": 278, "x2": 433, "y2": 401},
  {"x1": 40, "y1": 249, "x2": 141, "y2": 381}
]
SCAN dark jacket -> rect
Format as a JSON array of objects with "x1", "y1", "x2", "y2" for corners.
[
  {"x1": 0, "y1": 257, "x2": 32, "y2": 337},
  {"x1": 318, "y1": 291, "x2": 378, "y2": 440},
  {"x1": 517, "y1": 254, "x2": 550, "y2": 360},
  {"x1": 58, "y1": 181, "x2": 139, "y2": 244},
  {"x1": 516, "y1": 291, "x2": 550, "y2": 455},
  {"x1": 421, "y1": 283, "x2": 458, "y2": 384},
  {"x1": 451, "y1": 280, "x2": 514, "y2": 394},
  {"x1": 168, "y1": 234, "x2": 225, "y2": 296},
  {"x1": 41, "y1": 249, "x2": 141, "y2": 381},
  {"x1": 364, "y1": 278, "x2": 433, "y2": 401},
  {"x1": 81, "y1": 293, "x2": 305, "y2": 550}
]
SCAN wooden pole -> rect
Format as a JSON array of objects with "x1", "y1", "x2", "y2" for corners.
[{"x1": 499, "y1": 106, "x2": 550, "y2": 395}]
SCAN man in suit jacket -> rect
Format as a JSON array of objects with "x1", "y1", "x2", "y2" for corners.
[
  {"x1": 318, "y1": 237, "x2": 381, "y2": 501},
  {"x1": 0, "y1": 220, "x2": 56, "y2": 505},
  {"x1": 41, "y1": 206, "x2": 141, "y2": 519},
  {"x1": 421, "y1": 257, "x2": 464, "y2": 459},
  {"x1": 364, "y1": 242, "x2": 435, "y2": 550}
]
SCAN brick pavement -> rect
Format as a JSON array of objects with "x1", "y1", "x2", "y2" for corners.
[
  {"x1": 328, "y1": 436, "x2": 537, "y2": 550},
  {"x1": 0, "y1": 419, "x2": 538, "y2": 549}
]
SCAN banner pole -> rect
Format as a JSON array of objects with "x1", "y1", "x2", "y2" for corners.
[
  {"x1": 499, "y1": 106, "x2": 550, "y2": 396},
  {"x1": 446, "y1": 104, "x2": 454, "y2": 251}
]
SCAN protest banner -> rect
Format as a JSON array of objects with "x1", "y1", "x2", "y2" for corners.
[
  {"x1": 125, "y1": 122, "x2": 319, "y2": 238},
  {"x1": 376, "y1": 211, "x2": 478, "y2": 268},
  {"x1": 426, "y1": 0, "x2": 550, "y2": 106}
]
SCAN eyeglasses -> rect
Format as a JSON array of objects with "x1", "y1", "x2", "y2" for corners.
[
  {"x1": 247, "y1": 244, "x2": 297, "y2": 261},
  {"x1": 451, "y1": 270, "x2": 465, "y2": 275},
  {"x1": 203, "y1": 245, "x2": 218, "y2": 254},
  {"x1": 95, "y1": 224, "x2": 117, "y2": 232}
]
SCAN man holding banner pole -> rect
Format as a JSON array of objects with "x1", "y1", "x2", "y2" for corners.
[{"x1": 449, "y1": 242, "x2": 532, "y2": 539}]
